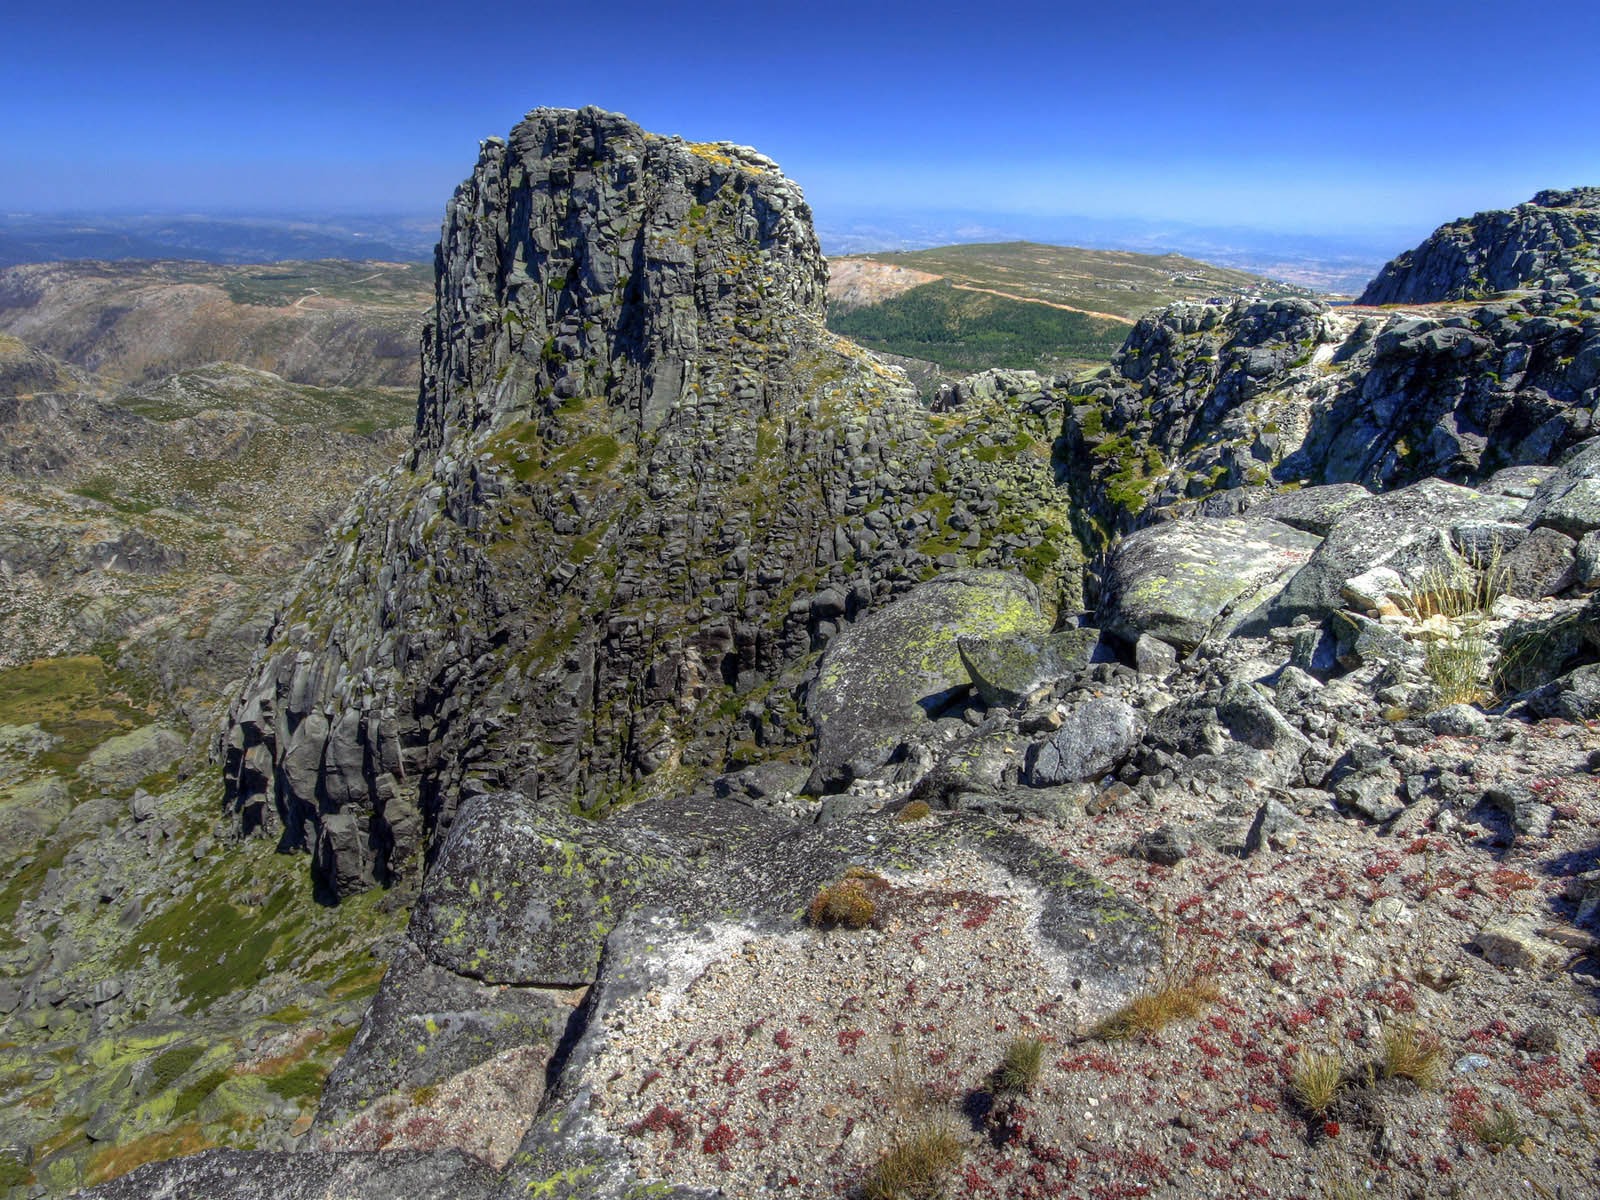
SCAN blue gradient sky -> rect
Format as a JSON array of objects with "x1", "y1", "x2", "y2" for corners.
[{"x1": 7, "y1": 0, "x2": 1597, "y2": 239}]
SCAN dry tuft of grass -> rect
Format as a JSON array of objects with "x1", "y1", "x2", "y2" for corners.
[
  {"x1": 808, "y1": 869, "x2": 884, "y2": 930},
  {"x1": 1400, "y1": 543, "x2": 1505, "y2": 710},
  {"x1": 862, "y1": 1040, "x2": 966, "y2": 1199},
  {"x1": 860, "y1": 1125, "x2": 965, "y2": 1200},
  {"x1": 1472, "y1": 1104, "x2": 1524, "y2": 1151},
  {"x1": 1422, "y1": 628, "x2": 1488, "y2": 708},
  {"x1": 1403, "y1": 541, "x2": 1507, "y2": 621},
  {"x1": 1092, "y1": 971, "x2": 1220, "y2": 1041},
  {"x1": 1380, "y1": 1021, "x2": 1443, "y2": 1089},
  {"x1": 1291, "y1": 1049, "x2": 1345, "y2": 1116},
  {"x1": 992, "y1": 1036, "x2": 1046, "y2": 1095}
]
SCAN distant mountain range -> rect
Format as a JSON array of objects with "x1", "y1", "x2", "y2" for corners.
[
  {"x1": 815, "y1": 207, "x2": 1414, "y2": 294},
  {"x1": 0, "y1": 212, "x2": 438, "y2": 267},
  {"x1": 1, "y1": 207, "x2": 1403, "y2": 295}
]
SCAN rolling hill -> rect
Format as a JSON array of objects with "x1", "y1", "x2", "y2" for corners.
[{"x1": 826, "y1": 241, "x2": 1314, "y2": 379}]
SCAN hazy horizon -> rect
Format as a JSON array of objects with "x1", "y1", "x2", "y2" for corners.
[{"x1": 8, "y1": 0, "x2": 1598, "y2": 245}]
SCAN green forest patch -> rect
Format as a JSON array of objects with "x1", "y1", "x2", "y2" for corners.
[{"x1": 828, "y1": 281, "x2": 1127, "y2": 376}]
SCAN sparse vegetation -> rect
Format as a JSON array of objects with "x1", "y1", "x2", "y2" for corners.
[
  {"x1": 1380, "y1": 1022, "x2": 1443, "y2": 1089},
  {"x1": 1291, "y1": 1049, "x2": 1345, "y2": 1116},
  {"x1": 1092, "y1": 968, "x2": 1220, "y2": 1040},
  {"x1": 991, "y1": 1036, "x2": 1045, "y2": 1095},
  {"x1": 1321, "y1": 1179, "x2": 1368, "y2": 1200},
  {"x1": 862, "y1": 1040, "x2": 965, "y2": 1200}
]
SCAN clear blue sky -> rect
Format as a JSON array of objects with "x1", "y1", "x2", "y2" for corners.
[{"x1": 7, "y1": 0, "x2": 1597, "y2": 238}]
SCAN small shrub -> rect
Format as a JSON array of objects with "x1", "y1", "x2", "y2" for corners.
[
  {"x1": 263, "y1": 1060, "x2": 328, "y2": 1102},
  {"x1": 0, "y1": 1152, "x2": 31, "y2": 1189},
  {"x1": 171, "y1": 1068, "x2": 231, "y2": 1119},
  {"x1": 896, "y1": 801, "x2": 932, "y2": 823},
  {"x1": 149, "y1": 1044, "x2": 206, "y2": 1092},
  {"x1": 1093, "y1": 972, "x2": 1219, "y2": 1041},
  {"x1": 1291, "y1": 1050, "x2": 1345, "y2": 1116},
  {"x1": 1473, "y1": 1104, "x2": 1523, "y2": 1150},
  {"x1": 860, "y1": 1125, "x2": 963, "y2": 1200},
  {"x1": 808, "y1": 877, "x2": 876, "y2": 929},
  {"x1": 1381, "y1": 1021, "x2": 1443, "y2": 1089},
  {"x1": 992, "y1": 1037, "x2": 1045, "y2": 1095}
]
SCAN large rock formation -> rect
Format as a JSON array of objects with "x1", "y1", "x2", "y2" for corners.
[
  {"x1": 1358, "y1": 187, "x2": 1600, "y2": 305},
  {"x1": 222, "y1": 108, "x2": 1077, "y2": 897}
]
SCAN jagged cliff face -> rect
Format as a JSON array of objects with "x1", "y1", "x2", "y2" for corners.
[
  {"x1": 223, "y1": 108, "x2": 1076, "y2": 897},
  {"x1": 415, "y1": 109, "x2": 825, "y2": 451},
  {"x1": 1358, "y1": 187, "x2": 1600, "y2": 305}
]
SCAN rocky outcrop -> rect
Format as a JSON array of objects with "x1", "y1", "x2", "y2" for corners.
[
  {"x1": 1358, "y1": 187, "x2": 1600, "y2": 305},
  {"x1": 1244, "y1": 478, "x2": 1522, "y2": 631},
  {"x1": 74, "y1": 1149, "x2": 499, "y2": 1200},
  {"x1": 223, "y1": 108, "x2": 1077, "y2": 897},
  {"x1": 806, "y1": 570, "x2": 1046, "y2": 790},
  {"x1": 1059, "y1": 284, "x2": 1597, "y2": 549}
]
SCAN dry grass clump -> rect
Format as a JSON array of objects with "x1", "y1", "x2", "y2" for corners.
[
  {"x1": 861, "y1": 1040, "x2": 965, "y2": 1199},
  {"x1": 1380, "y1": 1021, "x2": 1443, "y2": 1089},
  {"x1": 1092, "y1": 970, "x2": 1220, "y2": 1041},
  {"x1": 1290, "y1": 1049, "x2": 1345, "y2": 1116},
  {"x1": 808, "y1": 868, "x2": 883, "y2": 929},
  {"x1": 991, "y1": 1036, "x2": 1045, "y2": 1095},
  {"x1": 1402, "y1": 544, "x2": 1505, "y2": 710},
  {"x1": 860, "y1": 1125, "x2": 964, "y2": 1200}
]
